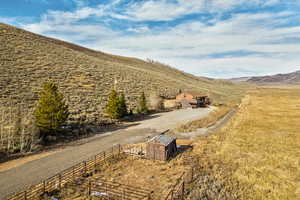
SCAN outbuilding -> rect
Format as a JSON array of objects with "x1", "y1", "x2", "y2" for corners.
[
  {"x1": 146, "y1": 135, "x2": 177, "y2": 161},
  {"x1": 176, "y1": 91, "x2": 210, "y2": 108}
]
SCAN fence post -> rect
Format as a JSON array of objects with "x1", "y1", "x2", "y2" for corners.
[
  {"x1": 59, "y1": 174, "x2": 62, "y2": 190},
  {"x1": 94, "y1": 155, "x2": 97, "y2": 173},
  {"x1": 72, "y1": 167, "x2": 75, "y2": 181},
  {"x1": 24, "y1": 191, "x2": 27, "y2": 200},
  {"x1": 43, "y1": 180, "x2": 46, "y2": 193},
  {"x1": 118, "y1": 144, "x2": 121, "y2": 157},
  {"x1": 84, "y1": 161, "x2": 87, "y2": 175},
  {"x1": 112, "y1": 146, "x2": 114, "y2": 158}
]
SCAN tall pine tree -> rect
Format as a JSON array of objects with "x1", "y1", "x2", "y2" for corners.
[
  {"x1": 106, "y1": 89, "x2": 121, "y2": 119},
  {"x1": 106, "y1": 89, "x2": 128, "y2": 119},
  {"x1": 137, "y1": 92, "x2": 148, "y2": 114},
  {"x1": 34, "y1": 82, "x2": 69, "y2": 138},
  {"x1": 118, "y1": 92, "x2": 128, "y2": 117}
]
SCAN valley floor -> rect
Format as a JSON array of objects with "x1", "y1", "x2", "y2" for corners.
[{"x1": 188, "y1": 87, "x2": 300, "y2": 200}]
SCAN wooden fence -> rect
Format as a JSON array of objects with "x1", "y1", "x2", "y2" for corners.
[
  {"x1": 164, "y1": 168, "x2": 194, "y2": 200},
  {"x1": 6, "y1": 144, "x2": 135, "y2": 200},
  {"x1": 6, "y1": 144, "x2": 195, "y2": 200},
  {"x1": 87, "y1": 178, "x2": 153, "y2": 199},
  {"x1": 121, "y1": 144, "x2": 146, "y2": 157}
]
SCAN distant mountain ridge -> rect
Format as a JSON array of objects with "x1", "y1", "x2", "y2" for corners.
[
  {"x1": 230, "y1": 70, "x2": 300, "y2": 85},
  {"x1": 229, "y1": 77, "x2": 252, "y2": 83}
]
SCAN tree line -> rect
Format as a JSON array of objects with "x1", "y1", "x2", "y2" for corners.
[
  {"x1": 0, "y1": 81, "x2": 151, "y2": 154},
  {"x1": 34, "y1": 82, "x2": 149, "y2": 143}
]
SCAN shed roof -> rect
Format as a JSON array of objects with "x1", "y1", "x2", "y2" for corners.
[{"x1": 148, "y1": 135, "x2": 175, "y2": 146}]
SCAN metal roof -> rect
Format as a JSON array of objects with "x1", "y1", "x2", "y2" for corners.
[{"x1": 148, "y1": 135, "x2": 175, "y2": 146}]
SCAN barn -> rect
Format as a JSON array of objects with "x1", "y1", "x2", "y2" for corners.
[
  {"x1": 176, "y1": 92, "x2": 210, "y2": 108},
  {"x1": 146, "y1": 135, "x2": 177, "y2": 161}
]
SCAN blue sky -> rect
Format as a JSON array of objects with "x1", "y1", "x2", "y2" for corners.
[{"x1": 1, "y1": 0, "x2": 300, "y2": 78}]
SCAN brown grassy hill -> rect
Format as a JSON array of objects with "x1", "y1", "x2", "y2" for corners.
[{"x1": 0, "y1": 23, "x2": 245, "y2": 123}]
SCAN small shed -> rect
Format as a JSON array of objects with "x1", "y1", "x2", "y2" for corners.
[{"x1": 146, "y1": 135, "x2": 177, "y2": 161}]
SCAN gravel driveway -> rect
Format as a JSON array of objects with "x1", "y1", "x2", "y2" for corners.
[
  {"x1": 131, "y1": 107, "x2": 213, "y2": 131},
  {"x1": 0, "y1": 107, "x2": 212, "y2": 199}
]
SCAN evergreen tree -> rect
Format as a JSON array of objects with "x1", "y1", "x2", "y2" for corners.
[
  {"x1": 137, "y1": 92, "x2": 148, "y2": 114},
  {"x1": 106, "y1": 89, "x2": 121, "y2": 119},
  {"x1": 34, "y1": 82, "x2": 69, "y2": 138},
  {"x1": 118, "y1": 92, "x2": 128, "y2": 117}
]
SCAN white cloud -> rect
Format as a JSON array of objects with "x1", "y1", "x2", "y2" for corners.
[
  {"x1": 72, "y1": 0, "x2": 87, "y2": 8},
  {"x1": 116, "y1": 0, "x2": 284, "y2": 21},
  {"x1": 127, "y1": 26, "x2": 150, "y2": 33},
  {"x1": 263, "y1": 0, "x2": 280, "y2": 6},
  {"x1": 22, "y1": 4, "x2": 117, "y2": 40},
  {"x1": 41, "y1": 7, "x2": 105, "y2": 25},
  {"x1": 85, "y1": 11, "x2": 300, "y2": 78},
  {"x1": 161, "y1": 56, "x2": 299, "y2": 78},
  {"x1": 122, "y1": 0, "x2": 205, "y2": 21}
]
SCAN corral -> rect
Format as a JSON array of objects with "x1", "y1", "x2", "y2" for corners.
[
  {"x1": 91, "y1": 154, "x2": 189, "y2": 199},
  {"x1": 6, "y1": 140, "x2": 195, "y2": 200}
]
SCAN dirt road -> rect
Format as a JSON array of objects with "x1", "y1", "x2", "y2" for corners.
[
  {"x1": 0, "y1": 107, "x2": 212, "y2": 199},
  {"x1": 175, "y1": 108, "x2": 237, "y2": 138}
]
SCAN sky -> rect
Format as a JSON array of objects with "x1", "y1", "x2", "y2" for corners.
[{"x1": 1, "y1": 0, "x2": 300, "y2": 78}]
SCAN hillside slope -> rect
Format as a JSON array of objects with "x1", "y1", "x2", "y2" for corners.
[{"x1": 0, "y1": 23, "x2": 245, "y2": 123}]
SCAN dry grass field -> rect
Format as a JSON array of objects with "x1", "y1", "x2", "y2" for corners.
[{"x1": 188, "y1": 87, "x2": 300, "y2": 200}]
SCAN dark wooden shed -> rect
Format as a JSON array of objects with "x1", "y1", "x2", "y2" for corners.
[{"x1": 146, "y1": 135, "x2": 177, "y2": 161}]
